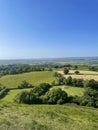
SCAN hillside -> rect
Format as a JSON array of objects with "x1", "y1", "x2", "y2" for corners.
[
  {"x1": 0, "y1": 71, "x2": 56, "y2": 88},
  {"x1": 0, "y1": 103, "x2": 98, "y2": 130}
]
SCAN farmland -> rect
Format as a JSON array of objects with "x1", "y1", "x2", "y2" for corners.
[
  {"x1": 0, "y1": 71, "x2": 56, "y2": 88},
  {"x1": 58, "y1": 70, "x2": 98, "y2": 81},
  {"x1": 0, "y1": 69, "x2": 98, "y2": 130}
]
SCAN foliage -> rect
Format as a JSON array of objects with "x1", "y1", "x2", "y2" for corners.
[
  {"x1": 18, "y1": 80, "x2": 33, "y2": 89},
  {"x1": 81, "y1": 88, "x2": 98, "y2": 108},
  {"x1": 14, "y1": 90, "x2": 41, "y2": 104},
  {"x1": 46, "y1": 88, "x2": 68, "y2": 104},
  {"x1": 64, "y1": 68, "x2": 69, "y2": 74},
  {"x1": 32, "y1": 83, "x2": 52, "y2": 96},
  {"x1": 85, "y1": 79, "x2": 98, "y2": 90},
  {"x1": 74, "y1": 70, "x2": 80, "y2": 75}
]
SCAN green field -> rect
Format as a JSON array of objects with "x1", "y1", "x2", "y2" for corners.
[
  {"x1": 1, "y1": 88, "x2": 31, "y2": 103},
  {"x1": 53, "y1": 86, "x2": 84, "y2": 96},
  {"x1": 0, "y1": 70, "x2": 98, "y2": 130},
  {"x1": 58, "y1": 70, "x2": 98, "y2": 81},
  {"x1": 0, "y1": 71, "x2": 56, "y2": 88},
  {"x1": 0, "y1": 103, "x2": 98, "y2": 130},
  {"x1": 1, "y1": 86, "x2": 84, "y2": 103}
]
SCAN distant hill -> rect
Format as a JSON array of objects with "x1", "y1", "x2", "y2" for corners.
[{"x1": 0, "y1": 57, "x2": 98, "y2": 65}]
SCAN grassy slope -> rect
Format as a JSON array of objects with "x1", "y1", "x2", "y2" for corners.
[
  {"x1": 1, "y1": 86, "x2": 84, "y2": 103},
  {"x1": 1, "y1": 88, "x2": 31, "y2": 103},
  {"x1": 0, "y1": 71, "x2": 55, "y2": 88},
  {"x1": 53, "y1": 86, "x2": 84, "y2": 96},
  {"x1": 0, "y1": 103, "x2": 98, "y2": 130}
]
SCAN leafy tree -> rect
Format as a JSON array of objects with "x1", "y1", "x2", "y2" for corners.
[
  {"x1": 64, "y1": 68, "x2": 69, "y2": 74},
  {"x1": 81, "y1": 88, "x2": 98, "y2": 108},
  {"x1": 32, "y1": 83, "x2": 52, "y2": 96},
  {"x1": 74, "y1": 70, "x2": 80, "y2": 75},
  {"x1": 74, "y1": 65, "x2": 78, "y2": 70},
  {"x1": 14, "y1": 90, "x2": 41, "y2": 104},
  {"x1": 46, "y1": 88, "x2": 68, "y2": 104},
  {"x1": 65, "y1": 76, "x2": 72, "y2": 85},
  {"x1": 18, "y1": 80, "x2": 33, "y2": 89},
  {"x1": 85, "y1": 79, "x2": 98, "y2": 90}
]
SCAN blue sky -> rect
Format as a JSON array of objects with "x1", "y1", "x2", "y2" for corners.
[{"x1": 0, "y1": 0, "x2": 98, "y2": 59}]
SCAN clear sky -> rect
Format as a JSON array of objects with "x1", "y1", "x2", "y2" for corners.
[{"x1": 0, "y1": 0, "x2": 98, "y2": 59}]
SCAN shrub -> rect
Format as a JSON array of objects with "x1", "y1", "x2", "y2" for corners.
[
  {"x1": 32, "y1": 83, "x2": 52, "y2": 96},
  {"x1": 74, "y1": 70, "x2": 80, "y2": 75},
  {"x1": 18, "y1": 80, "x2": 33, "y2": 89},
  {"x1": 46, "y1": 88, "x2": 68, "y2": 104},
  {"x1": 64, "y1": 68, "x2": 69, "y2": 74}
]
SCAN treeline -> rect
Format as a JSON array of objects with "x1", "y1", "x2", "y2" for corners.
[
  {"x1": 0, "y1": 64, "x2": 45, "y2": 76},
  {"x1": 14, "y1": 83, "x2": 68, "y2": 105},
  {"x1": 0, "y1": 63, "x2": 98, "y2": 76},
  {"x1": 53, "y1": 72, "x2": 84, "y2": 87},
  {"x1": 14, "y1": 78, "x2": 98, "y2": 108},
  {"x1": 0, "y1": 84, "x2": 9, "y2": 99}
]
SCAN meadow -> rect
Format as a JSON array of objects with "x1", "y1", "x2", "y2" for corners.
[
  {"x1": 0, "y1": 103, "x2": 98, "y2": 130},
  {"x1": 0, "y1": 71, "x2": 56, "y2": 88},
  {"x1": 1, "y1": 86, "x2": 84, "y2": 103},
  {"x1": 58, "y1": 70, "x2": 98, "y2": 81},
  {"x1": 0, "y1": 70, "x2": 98, "y2": 130}
]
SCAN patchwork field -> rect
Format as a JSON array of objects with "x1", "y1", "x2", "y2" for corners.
[
  {"x1": 58, "y1": 70, "x2": 98, "y2": 81},
  {"x1": 0, "y1": 71, "x2": 56, "y2": 88},
  {"x1": 0, "y1": 70, "x2": 98, "y2": 130}
]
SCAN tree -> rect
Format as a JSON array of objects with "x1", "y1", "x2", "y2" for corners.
[
  {"x1": 32, "y1": 83, "x2": 52, "y2": 96},
  {"x1": 65, "y1": 76, "x2": 72, "y2": 85},
  {"x1": 46, "y1": 88, "x2": 68, "y2": 104},
  {"x1": 74, "y1": 65, "x2": 78, "y2": 70},
  {"x1": 74, "y1": 70, "x2": 80, "y2": 75},
  {"x1": 85, "y1": 79, "x2": 98, "y2": 90},
  {"x1": 18, "y1": 80, "x2": 33, "y2": 89},
  {"x1": 81, "y1": 88, "x2": 98, "y2": 108},
  {"x1": 64, "y1": 68, "x2": 69, "y2": 74}
]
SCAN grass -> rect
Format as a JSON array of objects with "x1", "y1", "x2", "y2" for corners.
[
  {"x1": 0, "y1": 103, "x2": 98, "y2": 130},
  {"x1": 53, "y1": 86, "x2": 84, "y2": 96},
  {"x1": 0, "y1": 71, "x2": 56, "y2": 88},
  {"x1": 2, "y1": 86, "x2": 84, "y2": 103},
  {"x1": 0, "y1": 70, "x2": 98, "y2": 130},
  {"x1": 1, "y1": 88, "x2": 31, "y2": 103},
  {"x1": 58, "y1": 70, "x2": 98, "y2": 81}
]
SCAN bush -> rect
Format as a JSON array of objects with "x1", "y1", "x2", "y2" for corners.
[
  {"x1": 85, "y1": 79, "x2": 98, "y2": 90},
  {"x1": 28, "y1": 83, "x2": 52, "y2": 97},
  {"x1": 74, "y1": 70, "x2": 80, "y2": 75},
  {"x1": 81, "y1": 88, "x2": 98, "y2": 108},
  {"x1": 14, "y1": 90, "x2": 41, "y2": 104},
  {"x1": 46, "y1": 88, "x2": 68, "y2": 104},
  {"x1": 18, "y1": 80, "x2": 33, "y2": 89},
  {"x1": 64, "y1": 68, "x2": 69, "y2": 74},
  {"x1": 65, "y1": 76, "x2": 72, "y2": 85}
]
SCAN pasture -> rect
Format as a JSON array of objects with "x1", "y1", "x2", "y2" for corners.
[
  {"x1": 0, "y1": 71, "x2": 56, "y2": 88},
  {"x1": 0, "y1": 103, "x2": 98, "y2": 130},
  {"x1": 53, "y1": 86, "x2": 84, "y2": 96},
  {"x1": 58, "y1": 70, "x2": 98, "y2": 81}
]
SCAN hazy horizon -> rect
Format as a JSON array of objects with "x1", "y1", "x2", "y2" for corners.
[{"x1": 0, "y1": 0, "x2": 98, "y2": 59}]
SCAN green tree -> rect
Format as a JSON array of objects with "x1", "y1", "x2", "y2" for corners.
[
  {"x1": 46, "y1": 88, "x2": 68, "y2": 104},
  {"x1": 85, "y1": 79, "x2": 98, "y2": 90},
  {"x1": 64, "y1": 68, "x2": 69, "y2": 74},
  {"x1": 18, "y1": 80, "x2": 33, "y2": 89},
  {"x1": 74, "y1": 70, "x2": 80, "y2": 75},
  {"x1": 65, "y1": 76, "x2": 72, "y2": 85}
]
